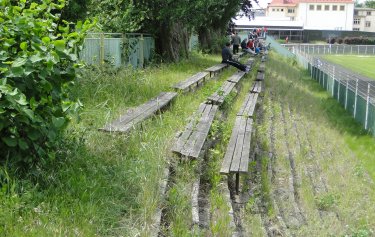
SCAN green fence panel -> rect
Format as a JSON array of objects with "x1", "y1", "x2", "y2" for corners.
[
  {"x1": 143, "y1": 37, "x2": 155, "y2": 62},
  {"x1": 339, "y1": 83, "x2": 347, "y2": 106},
  {"x1": 347, "y1": 90, "x2": 356, "y2": 115},
  {"x1": 368, "y1": 104, "x2": 375, "y2": 134},
  {"x1": 326, "y1": 76, "x2": 334, "y2": 94},
  {"x1": 104, "y1": 38, "x2": 122, "y2": 67},
  {"x1": 355, "y1": 96, "x2": 367, "y2": 126},
  {"x1": 81, "y1": 38, "x2": 100, "y2": 65},
  {"x1": 333, "y1": 79, "x2": 339, "y2": 100}
]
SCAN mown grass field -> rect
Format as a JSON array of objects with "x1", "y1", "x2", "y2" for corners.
[
  {"x1": 323, "y1": 54, "x2": 375, "y2": 79},
  {"x1": 1, "y1": 51, "x2": 375, "y2": 237}
]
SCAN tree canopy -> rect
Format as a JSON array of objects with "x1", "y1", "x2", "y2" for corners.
[{"x1": 87, "y1": 0, "x2": 256, "y2": 61}]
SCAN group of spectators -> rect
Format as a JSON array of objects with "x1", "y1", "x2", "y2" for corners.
[{"x1": 221, "y1": 29, "x2": 269, "y2": 73}]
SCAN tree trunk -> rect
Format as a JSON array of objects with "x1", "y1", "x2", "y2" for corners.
[
  {"x1": 198, "y1": 27, "x2": 225, "y2": 54},
  {"x1": 155, "y1": 21, "x2": 190, "y2": 62}
]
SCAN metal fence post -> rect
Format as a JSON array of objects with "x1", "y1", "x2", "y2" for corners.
[
  {"x1": 351, "y1": 45, "x2": 353, "y2": 54},
  {"x1": 139, "y1": 34, "x2": 144, "y2": 68},
  {"x1": 365, "y1": 45, "x2": 368, "y2": 55},
  {"x1": 365, "y1": 83, "x2": 371, "y2": 129},
  {"x1": 354, "y1": 79, "x2": 359, "y2": 118},
  {"x1": 337, "y1": 73, "x2": 340, "y2": 101},
  {"x1": 345, "y1": 80, "x2": 349, "y2": 110},
  {"x1": 100, "y1": 33, "x2": 105, "y2": 64},
  {"x1": 332, "y1": 66, "x2": 335, "y2": 96}
]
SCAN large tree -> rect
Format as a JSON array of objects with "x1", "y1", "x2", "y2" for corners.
[{"x1": 88, "y1": 0, "x2": 255, "y2": 61}]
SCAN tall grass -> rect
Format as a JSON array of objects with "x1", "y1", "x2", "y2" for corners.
[{"x1": 0, "y1": 52, "x2": 236, "y2": 236}]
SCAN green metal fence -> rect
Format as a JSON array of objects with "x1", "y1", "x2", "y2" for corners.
[
  {"x1": 80, "y1": 33, "x2": 155, "y2": 68},
  {"x1": 269, "y1": 36, "x2": 375, "y2": 136}
]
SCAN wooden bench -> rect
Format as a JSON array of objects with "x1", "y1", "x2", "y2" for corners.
[
  {"x1": 246, "y1": 58, "x2": 255, "y2": 67},
  {"x1": 100, "y1": 92, "x2": 177, "y2": 133},
  {"x1": 258, "y1": 63, "x2": 265, "y2": 72},
  {"x1": 205, "y1": 63, "x2": 228, "y2": 78},
  {"x1": 261, "y1": 55, "x2": 267, "y2": 62},
  {"x1": 251, "y1": 81, "x2": 263, "y2": 93},
  {"x1": 207, "y1": 81, "x2": 237, "y2": 105},
  {"x1": 172, "y1": 71, "x2": 210, "y2": 92},
  {"x1": 256, "y1": 72, "x2": 265, "y2": 81},
  {"x1": 237, "y1": 93, "x2": 258, "y2": 117},
  {"x1": 220, "y1": 116, "x2": 253, "y2": 193},
  {"x1": 172, "y1": 103, "x2": 218, "y2": 159},
  {"x1": 227, "y1": 71, "x2": 246, "y2": 83},
  {"x1": 233, "y1": 51, "x2": 245, "y2": 60}
]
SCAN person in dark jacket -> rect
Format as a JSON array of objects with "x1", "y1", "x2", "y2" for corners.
[
  {"x1": 222, "y1": 42, "x2": 249, "y2": 72},
  {"x1": 231, "y1": 32, "x2": 241, "y2": 54}
]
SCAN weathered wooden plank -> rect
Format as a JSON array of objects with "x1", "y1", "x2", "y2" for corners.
[
  {"x1": 258, "y1": 63, "x2": 266, "y2": 72},
  {"x1": 172, "y1": 103, "x2": 207, "y2": 154},
  {"x1": 220, "y1": 116, "x2": 242, "y2": 174},
  {"x1": 207, "y1": 81, "x2": 237, "y2": 105},
  {"x1": 237, "y1": 93, "x2": 258, "y2": 117},
  {"x1": 229, "y1": 117, "x2": 247, "y2": 172},
  {"x1": 172, "y1": 71, "x2": 209, "y2": 91},
  {"x1": 246, "y1": 58, "x2": 255, "y2": 66},
  {"x1": 189, "y1": 105, "x2": 218, "y2": 158},
  {"x1": 251, "y1": 81, "x2": 262, "y2": 93},
  {"x1": 239, "y1": 118, "x2": 253, "y2": 173},
  {"x1": 180, "y1": 104, "x2": 213, "y2": 158},
  {"x1": 101, "y1": 92, "x2": 177, "y2": 132},
  {"x1": 256, "y1": 72, "x2": 265, "y2": 81},
  {"x1": 227, "y1": 71, "x2": 246, "y2": 83}
]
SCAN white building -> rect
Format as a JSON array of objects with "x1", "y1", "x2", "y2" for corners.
[
  {"x1": 267, "y1": 0, "x2": 354, "y2": 31},
  {"x1": 353, "y1": 8, "x2": 375, "y2": 32}
]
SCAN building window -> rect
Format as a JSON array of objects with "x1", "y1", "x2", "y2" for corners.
[
  {"x1": 325, "y1": 5, "x2": 330, "y2": 11},
  {"x1": 332, "y1": 5, "x2": 337, "y2": 11},
  {"x1": 354, "y1": 18, "x2": 360, "y2": 24},
  {"x1": 288, "y1": 8, "x2": 295, "y2": 13},
  {"x1": 367, "y1": 11, "x2": 371, "y2": 15},
  {"x1": 281, "y1": 8, "x2": 284, "y2": 11},
  {"x1": 340, "y1": 5, "x2": 345, "y2": 11},
  {"x1": 291, "y1": 17, "x2": 295, "y2": 21},
  {"x1": 317, "y1": 5, "x2": 322, "y2": 10},
  {"x1": 354, "y1": 10, "x2": 358, "y2": 15},
  {"x1": 309, "y1": 5, "x2": 314, "y2": 10},
  {"x1": 353, "y1": 28, "x2": 360, "y2": 31},
  {"x1": 272, "y1": 8, "x2": 275, "y2": 11},
  {"x1": 277, "y1": 8, "x2": 279, "y2": 11},
  {"x1": 366, "y1": 21, "x2": 371, "y2": 27}
]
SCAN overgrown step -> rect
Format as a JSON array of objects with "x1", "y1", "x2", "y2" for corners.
[
  {"x1": 207, "y1": 81, "x2": 238, "y2": 105},
  {"x1": 172, "y1": 71, "x2": 210, "y2": 92},
  {"x1": 100, "y1": 92, "x2": 177, "y2": 133},
  {"x1": 172, "y1": 103, "x2": 218, "y2": 159}
]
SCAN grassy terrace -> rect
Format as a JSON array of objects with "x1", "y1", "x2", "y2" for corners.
[
  {"x1": 1, "y1": 52, "x2": 375, "y2": 236},
  {"x1": 322, "y1": 55, "x2": 375, "y2": 79}
]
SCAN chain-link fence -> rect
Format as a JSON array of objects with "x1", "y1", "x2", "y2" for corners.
[
  {"x1": 80, "y1": 33, "x2": 155, "y2": 68},
  {"x1": 268, "y1": 36, "x2": 375, "y2": 135}
]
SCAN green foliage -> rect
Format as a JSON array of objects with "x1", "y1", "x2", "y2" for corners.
[
  {"x1": 0, "y1": 0, "x2": 93, "y2": 165},
  {"x1": 315, "y1": 193, "x2": 339, "y2": 211}
]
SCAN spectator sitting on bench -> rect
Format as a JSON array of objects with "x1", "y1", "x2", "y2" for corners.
[
  {"x1": 222, "y1": 42, "x2": 250, "y2": 73},
  {"x1": 241, "y1": 38, "x2": 257, "y2": 55}
]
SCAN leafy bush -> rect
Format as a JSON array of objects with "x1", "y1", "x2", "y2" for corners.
[{"x1": 0, "y1": 0, "x2": 92, "y2": 165}]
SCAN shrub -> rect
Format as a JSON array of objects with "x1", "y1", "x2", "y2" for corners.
[{"x1": 0, "y1": 0, "x2": 93, "y2": 166}]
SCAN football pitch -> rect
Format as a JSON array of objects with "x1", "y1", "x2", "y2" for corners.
[{"x1": 322, "y1": 55, "x2": 375, "y2": 80}]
